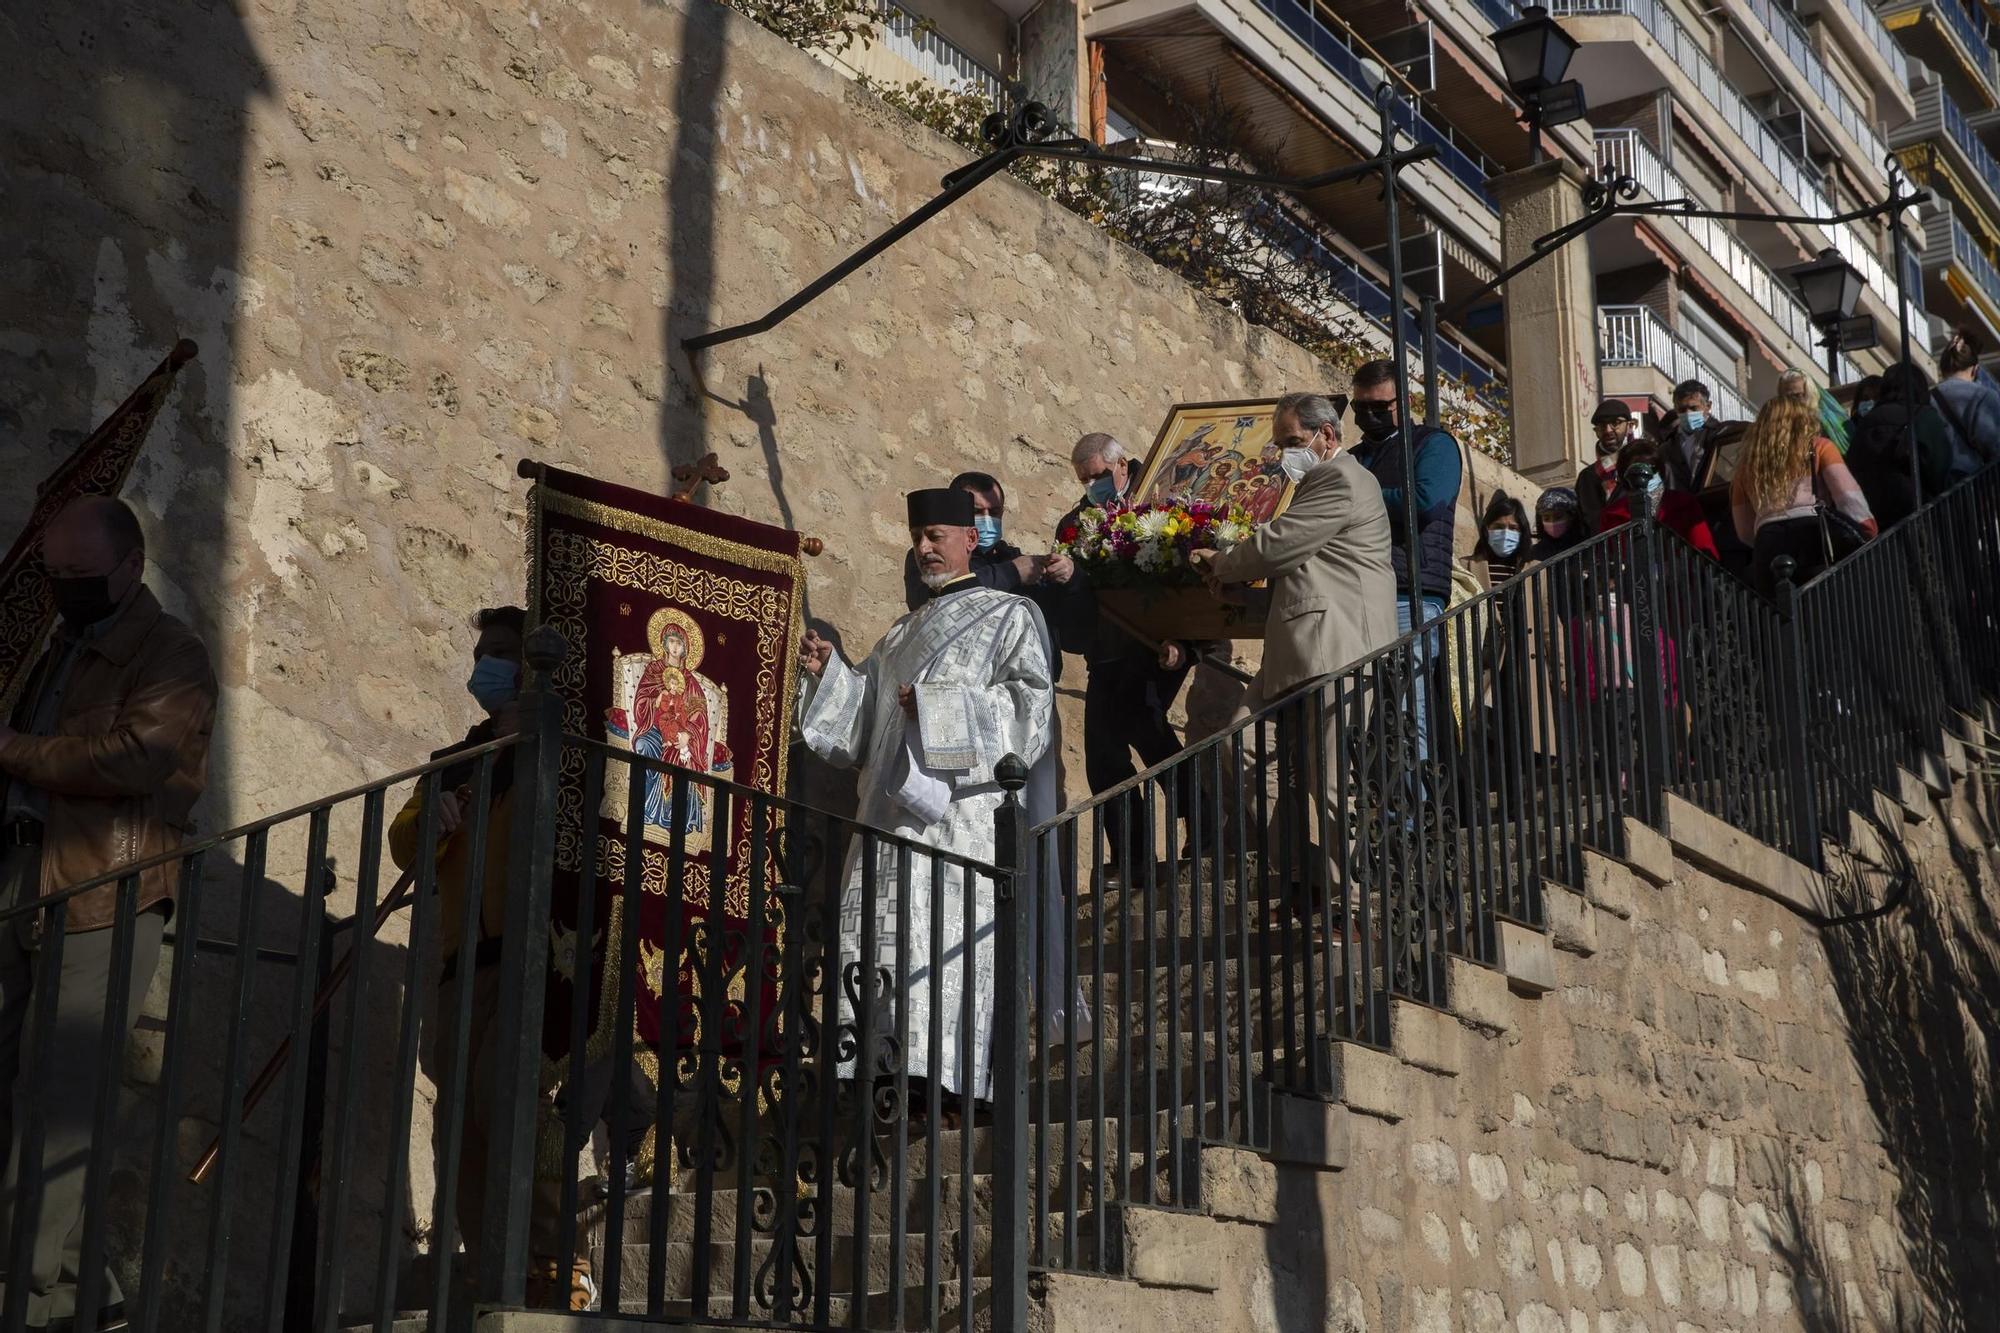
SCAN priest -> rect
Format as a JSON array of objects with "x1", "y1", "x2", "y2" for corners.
[{"x1": 796, "y1": 488, "x2": 1058, "y2": 1114}]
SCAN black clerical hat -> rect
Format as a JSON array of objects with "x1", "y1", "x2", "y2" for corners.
[{"x1": 907, "y1": 487, "x2": 975, "y2": 527}]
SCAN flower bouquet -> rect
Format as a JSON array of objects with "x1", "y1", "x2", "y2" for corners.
[{"x1": 1057, "y1": 500, "x2": 1269, "y2": 640}]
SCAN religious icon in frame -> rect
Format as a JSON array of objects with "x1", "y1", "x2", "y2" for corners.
[{"x1": 1131, "y1": 398, "x2": 1295, "y2": 525}]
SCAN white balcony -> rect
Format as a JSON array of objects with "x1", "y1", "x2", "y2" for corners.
[{"x1": 1599, "y1": 304, "x2": 1757, "y2": 423}]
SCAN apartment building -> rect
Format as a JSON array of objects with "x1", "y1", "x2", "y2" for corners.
[{"x1": 829, "y1": 0, "x2": 1971, "y2": 448}]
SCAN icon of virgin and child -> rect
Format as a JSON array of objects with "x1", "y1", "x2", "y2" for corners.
[{"x1": 604, "y1": 607, "x2": 733, "y2": 854}]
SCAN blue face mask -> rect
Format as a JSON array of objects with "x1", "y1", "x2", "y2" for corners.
[
  {"x1": 1855, "y1": 399, "x2": 1876, "y2": 417},
  {"x1": 1681, "y1": 410, "x2": 1707, "y2": 433},
  {"x1": 974, "y1": 514, "x2": 1002, "y2": 550},
  {"x1": 467, "y1": 656, "x2": 520, "y2": 714},
  {"x1": 1085, "y1": 475, "x2": 1119, "y2": 507}
]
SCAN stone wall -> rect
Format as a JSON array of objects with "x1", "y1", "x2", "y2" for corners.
[
  {"x1": 1041, "y1": 761, "x2": 2000, "y2": 1333},
  {"x1": 0, "y1": 1, "x2": 1555, "y2": 1324},
  {"x1": 1, "y1": 0, "x2": 1535, "y2": 834}
]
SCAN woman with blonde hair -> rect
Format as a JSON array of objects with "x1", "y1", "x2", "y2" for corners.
[{"x1": 1730, "y1": 392, "x2": 1877, "y2": 596}]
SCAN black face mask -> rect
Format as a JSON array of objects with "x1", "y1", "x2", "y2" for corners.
[
  {"x1": 49, "y1": 574, "x2": 118, "y2": 630},
  {"x1": 1353, "y1": 404, "x2": 1397, "y2": 438}
]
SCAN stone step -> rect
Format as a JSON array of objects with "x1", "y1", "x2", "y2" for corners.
[
  {"x1": 590, "y1": 1225, "x2": 997, "y2": 1308},
  {"x1": 591, "y1": 1274, "x2": 995, "y2": 1331},
  {"x1": 580, "y1": 1172, "x2": 992, "y2": 1246}
]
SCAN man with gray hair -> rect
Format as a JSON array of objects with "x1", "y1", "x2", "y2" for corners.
[
  {"x1": 1049, "y1": 432, "x2": 1195, "y2": 885},
  {"x1": 1192, "y1": 391, "x2": 1397, "y2": 912}
]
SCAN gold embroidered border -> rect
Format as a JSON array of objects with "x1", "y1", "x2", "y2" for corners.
[
  {"x1": 532, "y1": 495, "x2": 806, "y2": 1091},
  {"x1": 540, "y1": 488, "x2": 807, "y2": 583}
]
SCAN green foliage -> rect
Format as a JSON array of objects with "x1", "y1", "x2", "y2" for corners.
[
  {"x1": 725, "y1": 0, "x2": 879, "y2": 55},
  {"x1": 732, "y1": 0, "x2": 1517, "y2": 462}
]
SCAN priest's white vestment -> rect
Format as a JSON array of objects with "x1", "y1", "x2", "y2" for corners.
[{"x1": 796, "y1": 583, "x2": 1056, "y2": 1101}]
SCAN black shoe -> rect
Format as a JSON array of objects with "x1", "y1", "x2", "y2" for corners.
[{"x1": 46, "y1": 1303, "x2": 127, "y2": 1333}]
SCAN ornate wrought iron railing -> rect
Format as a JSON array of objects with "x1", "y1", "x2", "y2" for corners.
[{"x1": 31, "y1": 466, "x2": 2000, "y2": 1333}]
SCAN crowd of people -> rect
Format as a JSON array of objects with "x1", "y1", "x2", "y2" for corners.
[{"x1": 4, "y1": 326, "x2": 1998, "y2": 1321}]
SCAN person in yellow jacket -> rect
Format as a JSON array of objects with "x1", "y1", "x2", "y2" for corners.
[{"x1": 389, "y1": 606, "x2": 652, "y2": 1312}]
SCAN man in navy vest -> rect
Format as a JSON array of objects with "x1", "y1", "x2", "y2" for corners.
[{"x1": 1345, "y1": 359, "x2": 1462, "y2": 760}]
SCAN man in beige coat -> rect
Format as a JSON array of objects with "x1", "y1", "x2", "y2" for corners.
[{"x1": 1192, "y1": 392, "x2": 1398, "y2": 903}]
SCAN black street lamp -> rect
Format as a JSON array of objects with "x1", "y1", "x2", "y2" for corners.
[
  {"x1": 1783, "y1": 246, "x2": 1867, "y2": 384},
  {"x1": 1491, "y1": 5, "x2": 1585, "y2": 164}
]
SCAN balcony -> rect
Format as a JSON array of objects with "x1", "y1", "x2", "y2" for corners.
[
  {"x1": 1554, "y1": 0, "x2": 1929, "y2": 349},
  {"x1": 1255, "y1": 207, "x2": 1508, "y2": 407},
  {"x1": 873, "y1": 1, "x2": 1006, "y2": 104},
  {"x1": 1597, "y1": 129, "x2": 1822, "y2": 365},
  {"x1": 1922, "y1": 203, "x2": 2000, "y2": 337},
  {"x1": 1828, "y1": 0, "x2": 1912, "y2": 91},
  {"x1": 1896, "y1": 83, "x2": 2000, "y2": 233},
  {"x1": 1879, "y1": 0, "x2": 2000, "y2": 107},
  {"x1": 1250, "y1": 0, "x2": 1499, "y2": 206},
  {"x1": 1736, "y1": 0, "x2": 1887, "y2": 171},
  {"x1": 1599, "y1": 304, "x2": 1757, "y2": 423},
  {"x1": 1084, "y1": 0, "x2": 1505, "y2": 273}
]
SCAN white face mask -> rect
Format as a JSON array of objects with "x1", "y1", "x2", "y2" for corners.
[
  {"x1": 1486, "y1": 528, "x2": 1522, "y2": 557},
  {"x1": 1280, "y1": 446, "x2": 1318, "y2": 483}
]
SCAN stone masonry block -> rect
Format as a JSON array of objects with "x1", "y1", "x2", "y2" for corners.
[
  {"x1": 1917, "y1": 749, "x2": 1950, "y2": 797},
  {"x1": 1891, "y1": 766, "x2": 1931, "y2": 821},
  {"x1": 1580, "y1": 854, "x2": 1636, "y2": 920},
  {"x1": 1663, "y1": 795, "x2": 1819, "y2": 915},
  {"x1": 1543, "y1": 886, "x2": 1598, "y2": 956},
  {"x1": 1497, "y1": 920, "x2": 1559, "y2": 993},
  {"x1": 1268, "y1": 1093, "x2": 1353, "y2": 1170},
  {"x1": 1622, "y1": 818, "x2": 1674, "y2": 886},
  {"x1": 1942, "y1": 729, "x2": 1971, "y2": 779},
  {"x1": 1392, "y1": 997, "x2": 1468, "y2": 1075},
  {"x1": 1447, "y1": 958, "x2": 1518, "y2": 1036},
  {"x1": 1120, "y1": 1205, "x2": 1225, "y2": 1291},
  {"x1": 1200, "y1": 1146, "x2": 1282, "y2": 1221},
  {"x1": 1327, "y1": 1041, "x2": 1408, "y2": 1120}
]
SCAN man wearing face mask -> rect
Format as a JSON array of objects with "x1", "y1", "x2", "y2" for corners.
[
  {"x1": 899, "y1": 472, "x2": 1067, "y2": 617},
  {"x1": 1190, "y1": 392, "x2": 1397, "y2": 909},
  {"x1": 1659, "y1": 379, "x2": 1730, "y2": 493},
  {"x1": 1575, "y1": 401, "x2": 1633, "y2": 532},
  {"x1": 388, "y1": 606, "x2": 651, "y2": 1311},
  {"x1": 1344, "y1": 359, "x2": 1462, "y2": 761},
  {"x1": 0, "y1": 496, "x2": 215, "y2": 1331}
]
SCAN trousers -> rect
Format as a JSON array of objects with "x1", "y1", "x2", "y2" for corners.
[
  {"x1": 0, "y1": 842, "x2": 165, "y2": 1327},
  {"x1": 1082, "y1": 654, "x2": 1193, "y2": 860}
]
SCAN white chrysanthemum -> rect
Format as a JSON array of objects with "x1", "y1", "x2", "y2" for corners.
[
  {"x1": 1216, "y1": 519, "x2": 1252, "y2": 547},
  {"x1": 1131, "y1": 509, "x2": 1175, "y2": 538}
]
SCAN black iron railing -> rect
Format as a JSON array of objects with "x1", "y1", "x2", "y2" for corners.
[{"x1": 20, "y1": 467, "x2": 2000, "y2": 1333}]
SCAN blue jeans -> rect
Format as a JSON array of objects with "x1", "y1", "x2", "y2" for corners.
[{"x1": 1399, "y1": 595, "x2": 1447, "y2": 763}]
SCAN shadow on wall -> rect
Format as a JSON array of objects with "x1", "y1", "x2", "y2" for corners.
[
  {"x1": 1801, "y1": 760, "x2": 2000, "y2": 1329},
  {"x1": 0, "y1": 4, "x2": 264, "y2": 815}
]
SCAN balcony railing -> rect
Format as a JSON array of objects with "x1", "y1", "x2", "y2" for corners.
[
  {"x1": 1941, "y1": 206, "x2": 2000, "y2": 311},
  {"x1": 1252, "y1": 0, "x2": 1501, "y2": 208},
  {"x1": 1838, "y1": 0, "x2": 1912, "y2": 86},
  {"x1": 1597, "y1": 130, "x2": 1821, "y2": 359},
  {"x1": 1933, "y1": 84, "x2": 2000, "y2": 222},
  {"x1": 1553, "y1": 0, "x2": 1926, "y2": 345},
  {"x1": 1599, "y1": 303, "x2": 1758, "y2": 422},
  {"x1": 1256, "y1": 207, "x2": 1508, "y2": 405},
  {"x1": 1934, "y1": 0, "x2": 2000, "y2": 90},
  {"x1": 1742, "y1": 0, "x2": 1886, "y2": 167},
  {"x1": 875, "y1": 0, "x2": 1006, "y2": 104}
]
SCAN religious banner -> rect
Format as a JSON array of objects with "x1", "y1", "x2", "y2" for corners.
[
  {"x1": 0, "y1": 340, "x2": 197, "y2": 716},
  {"x1": 523, "y1": 463, "x2": 808, "y2": 1082}
]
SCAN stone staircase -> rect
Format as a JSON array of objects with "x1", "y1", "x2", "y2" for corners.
[{"x1": 383, "y1": 705, "x2": 1995, "y2": 1333}]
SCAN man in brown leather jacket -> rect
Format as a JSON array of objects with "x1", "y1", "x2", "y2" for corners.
[{"x1": 0, "y1": 496, "x2": 215, "y2": 1331}]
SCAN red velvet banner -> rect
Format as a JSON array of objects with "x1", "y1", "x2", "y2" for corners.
[{"x1": 524, "y1": 463, "x2": 806, "y2": 1076}]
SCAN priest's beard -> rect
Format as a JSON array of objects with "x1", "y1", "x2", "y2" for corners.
[{"x1": 919, "y1": 567, "x2": 957, "y2": 589}]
